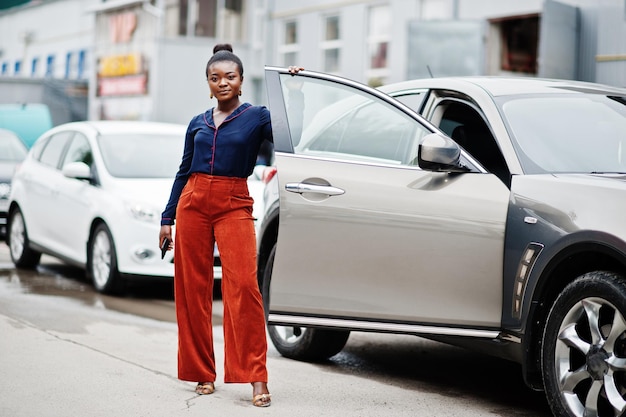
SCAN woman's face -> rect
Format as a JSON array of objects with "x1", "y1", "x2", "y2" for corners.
[{"x1": 207, "y1": 60, "x2": 242, "y2": 102}]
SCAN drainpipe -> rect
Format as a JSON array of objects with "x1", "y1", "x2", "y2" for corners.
[{"x1": 266, "y1": 0, "x2": 275, "y2": 67}]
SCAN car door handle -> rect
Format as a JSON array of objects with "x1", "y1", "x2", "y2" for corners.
[{"x1": 285, "y1": 182, "x2": 345, "y2": 196}]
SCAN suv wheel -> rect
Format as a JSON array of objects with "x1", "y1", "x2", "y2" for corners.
[
  {"x1": 88, "y1": 223, "x2": 122, "y2": 294},
  {"x1": 542, "y1": 271, "x2": 626, "y2": 417},
  {"x1": 262, "y1": 244, "x2": 350, "y2": 361},
  {"x1": 8, "y1": 207, "x2": 41, "y2": 268}
]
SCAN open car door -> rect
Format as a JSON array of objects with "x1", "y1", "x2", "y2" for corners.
[{"x1": 263, "y1": 67, "x2": 509, "y2": 349}]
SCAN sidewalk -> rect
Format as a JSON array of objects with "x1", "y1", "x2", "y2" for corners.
[{"x1": 0, "y1": 313, "x2": 197, "y2": 417}]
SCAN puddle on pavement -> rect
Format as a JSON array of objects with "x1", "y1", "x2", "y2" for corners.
[{"x1": 0, "y1": 257, "x2": 185, "y2": 324}]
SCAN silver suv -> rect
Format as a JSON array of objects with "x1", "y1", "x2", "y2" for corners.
[{"x1": 258, "y1": 68, "x2": 626, "y2": 417}]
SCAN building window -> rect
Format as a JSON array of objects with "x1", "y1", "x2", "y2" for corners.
[
  {"x1": 31, "y1": 57, "x2": 38, "y2": 77},
  {"x1": 367, "y1": 5, "x2": 390, "y2": 85},
  {"x1": 46, "y1": 55, "x2": 55, "y2": 77},
  {"x1": 14, "y1": 60, "x2": 21, "y2": 75},
  {"x1": 322, "y1": 15, "x2": 341, "y2": 73},
  {"x1": 1, "y1": 62, "x2": 7, "y2": 75},
  {"x1": 280, "y1": 20, "x2": 299, "y2": 66},
  {"x1": 77, "y1": 50, "x2": 86, "y2": 79},
  {"x1": 222, "y1": 0, "x2": 244, "y2": 41},
  {"x1": 368, "y1": 5, "x2": 389, "y2": 69},
  {"x1": 65, "y1": 52, "x2": 72, "y2": 79},
  {"x1": 285, "y1": 20, "x2": 297, "y2": 44},
  {"x1": 166, "y1": 0, "x2": 244, "y2": 40},
  {"x1": 194, "y1": 0, "x2": 217, "y2": 37},
  {"x1": 172, "y1": 0, "x2": 187, "y2": 36}
]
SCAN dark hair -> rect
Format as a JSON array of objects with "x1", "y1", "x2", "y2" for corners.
[{"x1": 205, "y1": 43, "x2": 244, "y2": 78}]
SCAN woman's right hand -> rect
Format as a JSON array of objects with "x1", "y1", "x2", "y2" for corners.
[{"x1": 159, "y1": 225, "x2": 173, "y2": 252}]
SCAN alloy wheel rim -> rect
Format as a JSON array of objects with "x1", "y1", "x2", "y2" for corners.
[
  {"x1": 92, "y1": 230, "x2": 112, "y2": 288},
  {"x1": 9, "y1": 212, "x2": 25, "y2": 260},
  {"x1": 273, "y1": 325, "x2": 307, "y2": 345},
  {"x1": 555, "y1": 297, "x2": 626, "y2": 417}
]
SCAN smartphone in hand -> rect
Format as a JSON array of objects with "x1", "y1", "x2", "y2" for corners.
[{"x1": 160, "y1": 237, "x2": 171, "y2": 259}]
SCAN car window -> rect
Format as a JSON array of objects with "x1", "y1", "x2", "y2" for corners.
[
  {"x1": 30, "y1": 135, "x2": 49, "y2": 160},
  {"x1": 433, "y1": 100, "x2": 509, "y2": 183},
  {"x1": 280, "y1": 74, "x2": 431, "y2": 166},
  {"x1": 62, "y1": 133, "x2": 93, "y2": 168},
  {"x1": 38, "y1": 131, "x2": 74, "y2": 169},
  {"x1": 97, "y1": 133, "x2": 183, "y2": 178},
  {"x1": 501, "y1": 94, "x2": 626, "y2": 174}
]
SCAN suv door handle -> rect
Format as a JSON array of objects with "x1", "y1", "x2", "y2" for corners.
[{"x1": 285, "y1": 182, "x2": 345, "y2": 196}]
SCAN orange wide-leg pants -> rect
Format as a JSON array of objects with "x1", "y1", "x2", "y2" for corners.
[{"x1": 174, "y1": 173, "x2": 268, "y2": 383}]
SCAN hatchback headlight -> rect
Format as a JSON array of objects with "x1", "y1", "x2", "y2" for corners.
[{"x1": 127, "y1": 202, "x2": 160, "y2": 223}]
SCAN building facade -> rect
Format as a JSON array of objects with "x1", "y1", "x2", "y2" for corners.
[
  {"x1": 0, "y1": 0, "x2": 624, "y2": 125},
  {"x1": 266, "y1": 0, "x2": 626, "y2": 87}
]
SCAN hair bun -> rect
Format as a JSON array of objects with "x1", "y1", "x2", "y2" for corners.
[{"x1": 213, "y1": 43, "x2": 234, "y2": 54}]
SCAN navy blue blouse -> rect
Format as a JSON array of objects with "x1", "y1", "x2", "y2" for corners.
[{"x1": 161, "y1": 103, "x2": 272, "y2": 225}]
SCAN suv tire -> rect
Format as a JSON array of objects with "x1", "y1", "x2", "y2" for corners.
[{"x1": 542, "y1": 271, "x2": 626, "y2": 417}]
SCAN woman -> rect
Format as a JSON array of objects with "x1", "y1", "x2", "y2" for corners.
[{"x1": 159, "y1": 43, "x2": 302, "y2": 407}]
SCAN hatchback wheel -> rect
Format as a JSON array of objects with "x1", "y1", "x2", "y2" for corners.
[
  {"x1": 542, "y1": 271, "x2": 626, "y2": 417},
  {"x1": 89, "y1": 223, "x2": 122, "y2": 294},
  {"x1": 8, "y1": 207, "x2": 41, "y2": 268},
  {"x1": 262, "y1": 244, "x2": 350, "y2": 361}
]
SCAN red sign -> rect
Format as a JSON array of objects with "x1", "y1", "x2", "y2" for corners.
[{"x1": 98, "y1": 73, "x2": 147, "y2": 96}]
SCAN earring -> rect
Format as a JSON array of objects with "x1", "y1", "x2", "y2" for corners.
[
  {"x1": 210, "y1": 93, "x2": 214, "y2": 99},
  {"x1": 238, "y1": 90, "x2": 242, "y2": 96}
]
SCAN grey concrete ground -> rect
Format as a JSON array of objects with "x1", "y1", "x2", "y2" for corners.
[{"x1": 0, "y1": 243, "x2": 550, "y2": 417}]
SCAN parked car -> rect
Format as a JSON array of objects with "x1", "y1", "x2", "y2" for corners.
[
  {"x1": 258, "y1": 68, "x2": 626, "y2": 417},
  {"x1": 7, "y1": 121, "x2": 269, "y2": 294},
  {"x1": 0, "y1": 128, "x2": 28, "y2": 240}
]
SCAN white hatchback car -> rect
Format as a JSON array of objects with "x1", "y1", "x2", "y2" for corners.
[
  {"x1": 7, "y1": 121, "x2": 185, "y2": 293},
  {"x1": 7, "y1": 121, "x2": 271, "y2": 294}
]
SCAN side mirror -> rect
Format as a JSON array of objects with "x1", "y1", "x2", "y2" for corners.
[
  {"x1": 418, "y1": 133, "x2": 468, "y2": 173},
  {"x1": 62, "y1": 161, "x2": 93, "y2": 180}
]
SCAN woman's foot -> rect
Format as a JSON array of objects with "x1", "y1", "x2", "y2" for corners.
[
  {"x1": 251, "y1": 382, "x2": 271, "y2": 407},
  {"x1": 195, "y1": 382, "x2": 215, "y2": 395}
]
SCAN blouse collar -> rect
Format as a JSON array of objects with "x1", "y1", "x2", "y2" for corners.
[{"x1": 206, "y1": 102, "x2": 252, "y2": 127}]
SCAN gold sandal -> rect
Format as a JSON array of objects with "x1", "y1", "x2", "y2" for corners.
[
  {"x1": 252, "y1": 393, "x2": 271, "y2": 407},
  {"x1": 195, "y1": 382, "x2": 215, "y2": 395}
]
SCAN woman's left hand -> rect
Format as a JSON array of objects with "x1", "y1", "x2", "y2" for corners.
[{"x1": 288, "y1": 66, "x2": 305, "y2": 74}]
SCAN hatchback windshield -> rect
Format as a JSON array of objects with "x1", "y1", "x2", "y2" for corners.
[
  {"x1": 98, "y1": 134, "x2": 183, "y2": 178},
  {"x1": 501, "y1": 94, "x2": 626, "y2": 174}
]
